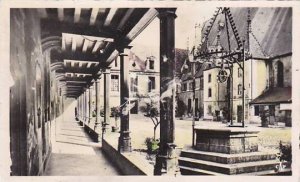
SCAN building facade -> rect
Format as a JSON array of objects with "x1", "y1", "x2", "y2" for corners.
[
  {"x1": 178, "y1": 7, "x2": 292, "y2": 126},
  {"x1": 96, "y1": 48, "x2": 160, "y2": 115}
]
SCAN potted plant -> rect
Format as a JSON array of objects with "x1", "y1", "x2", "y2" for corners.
[
  {"x1": 144, "y1": 137, "x2": 159, "y2": 154},
  {"x1": 275, "y1": 141, "x2": 292, "y2": 174},
  {"x1": 110, "y1": 106, "x2": 120, "y2": 132},
  {"x1": 92, "y1": 110, "x2": 96, "y2": 117}
]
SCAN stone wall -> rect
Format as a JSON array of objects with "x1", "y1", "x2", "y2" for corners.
[
  {"x1": 177, "y1": 77, "x2": 204, "y2": 118},
  {"x1": 10, "y1": 9, "x2": 59, "y2": 176},
  {"x1": 269, "y1": 55, "x2": 292, "y2": 88}
]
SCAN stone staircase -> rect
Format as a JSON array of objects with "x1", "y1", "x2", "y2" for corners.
[{"x1": 179, "y1": 146, "x2": 279, "y2": 175}]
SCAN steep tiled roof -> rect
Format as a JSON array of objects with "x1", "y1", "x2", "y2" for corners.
[
  {"x1": 129, "y1": 44, "x2": 188, "y2": 74},
  {"x1": 249, "y1": 87, "x2": 292, "y2": 104},
  {"x1": 181, "y1": 73, "x2": 193, "y2": 81},
  {"x1": 199, "y1": 8, "x2": 292, "y2": 59}
]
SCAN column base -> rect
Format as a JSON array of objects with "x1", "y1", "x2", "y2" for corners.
[
  {"x1": 154, "y1": 143, "x2": 178, "y2": 176},
  {"x1": 118, "y1": 135, "x2": 132, "y2": 153},
  {"x1": 102, "y1": 122, "x2": 110, "y2": 135}
]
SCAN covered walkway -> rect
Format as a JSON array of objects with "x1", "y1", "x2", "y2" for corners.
[
  {"x1": 9, "y1": 7, "x2": 178, "y2": 176},
  {"x1": 43, "y1": 105, "x2": 120, "y2": 176}
]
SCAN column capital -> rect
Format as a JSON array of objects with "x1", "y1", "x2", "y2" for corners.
[
  {"x1": 102, "y1": 67, "x2": 111, "y2": 74},
  {"x1": 93, "y1": 74, "x2": 101, "y2": 81},
  {"x1": 156, "y1": 8, "x2": 177, "y2": 19},
  {"x1": 116, "y1": 45, "x2": 133, "y2": 54}
]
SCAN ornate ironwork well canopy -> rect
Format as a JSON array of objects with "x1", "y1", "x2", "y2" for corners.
[{"x1": 191, "y1": 7, "x2": 256, "y2": 127}]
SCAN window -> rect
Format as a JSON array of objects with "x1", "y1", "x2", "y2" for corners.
[
  {"x1": 195, "y1": 98, "x2": 199, "y2": 116},
  {"x1": 238, "y1": 68, "x2": 242, "y2": 77},
  {"x1": 277, "y1": 61, "x2": 284, "y2": 87},
  {"x1": 200, "y1": 76, "x2": 204, "y2": 90},
  {"x1": 111, "y1": 75, "x2": 119, "y2": 91},
  {"x1": 188, "y1": 99, "x2": 192, "y2": 113},
  {"x1": 208, "y1": 88, "x2": 212, "y2": 97},
  {"x1": 208, "y1": 74, "x2": 211, "y2": 83},
  {"x1": 254, "y1": 106, "x2": 259, "y2": 116},
  {"x1": 149, "y1": 60, "x2": 154, "y2": 70},
  {"x1": 130, "y1": 76, "x2": 138, "y2": 92},
  {"x1": 182, "y1": 83, "x2": 187, "y2": 91},
  {"x1": 208, "y1": 105, "x2": 212, "y2": 114},
  {"x1": 238, "y1": 84, "x2": 242, "y2": 95},
  {"x1": 148, "y1": 76, "x2": 155, "y2": 92},
  {"x1": 189, "y1": 82, "x2": 194, "y2": 91}
]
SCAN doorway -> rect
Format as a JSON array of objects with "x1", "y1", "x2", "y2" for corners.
[
  {"x1": 237, "y1": 105, "x2": 242, "y2": 123},
  {"x1": 188, "y1": 99, "x2": 192, "y2": 115}
]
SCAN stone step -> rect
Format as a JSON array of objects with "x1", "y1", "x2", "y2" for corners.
[
  {"x1": 178, "y1": 157, "x2": 279, "y2": 175},
  {"x1": 179, "y1": 166, "x2": 226, "y2": 175},
  {"x1": 180, "y1": 148, "x2": 277, "y2": 164},
  {"x1": 179, "y1": 166, "x2": 278, "y2": 176}
]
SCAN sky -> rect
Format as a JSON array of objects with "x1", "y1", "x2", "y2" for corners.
[{"x1": 131, "y1": 5, "x2": 217, "y2": 50}]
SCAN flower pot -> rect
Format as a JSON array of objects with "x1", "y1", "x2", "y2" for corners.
[{"x1": 146, "y1": 140, "x2": 159, "y2": 153}]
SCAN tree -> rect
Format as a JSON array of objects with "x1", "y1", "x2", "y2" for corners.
[
  {"x1": 137, "y1": 91, "x2": 160, "y2": 140},
  {"x1": 146, "y1": 103, "x2": 159, "y2": 140}
]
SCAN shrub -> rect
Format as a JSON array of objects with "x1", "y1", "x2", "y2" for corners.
[
  {"x1": 278, "y1": 141, "x2": 292, "y2": 162},
  {"x1": 144, "y1": 137, "x2": 159, "y2": 154}
]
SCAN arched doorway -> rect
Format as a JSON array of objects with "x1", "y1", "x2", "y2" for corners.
[{"x1": 277, "y1": 61, "x2": 284, "y2": 87}]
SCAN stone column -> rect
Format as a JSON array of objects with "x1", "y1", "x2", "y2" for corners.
[
  {"x1": 88, "y1": 85, "x2": 93, "y2": 124},
  {"x1": 83, "y1": 89, "x2": 87, "y2": 125},
  {"x1": 86, "y1": 89, "x2": 90, "y2": 124},
  {"x1": 81, "y1": 94, "x2": 84, "y2": 122},
  {"x1": 95, "y1": 78, "x2": 101, "y2": 131},
  {"x1": 118, "y1": 47, "x2": 132, "y2": 153},
  {"x1": 78, "y1": 95, "x2": 81, "y2": 120},
  {"x1": 79, "y1": 94, "x2": 82, "y2": 122},
  {"x1": 154, "y1": 8, "x2": 177, "y2": 176},
  {"x1": 103, "y1": 68, "x2": 111, "y2": 133}
]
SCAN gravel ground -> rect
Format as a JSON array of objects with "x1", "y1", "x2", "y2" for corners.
[{"x1": 127, "y1": 114, "x2": 291, "y2": 166}]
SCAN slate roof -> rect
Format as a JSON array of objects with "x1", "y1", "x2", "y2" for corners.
[
  {"x1": 181, "y1": 73, "x2": 193, "y2": 81},
  {"x1": 199, "y1": 7, "x2": 292, "y2": 59},
  {"x1": 128, "y1": 44, "x2": 188, "y2": 74},
  {"x1": 249, "y1": 87, "x2": 292, "y2": 104}
]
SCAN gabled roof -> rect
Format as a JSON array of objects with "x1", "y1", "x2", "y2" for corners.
[
  {"x1": 195, "y1": 63, "x2": 210, "y2": 78},
  {"x1": 199, "y1": 8, "x2": 292, "y2": 59},
  {"x1": 130, "y1": 45, "x2": 188, "y2": 75},
  {"x1": 249, "y1": 87, "x2": 292, "y2": 105},
  {"x1": 181, "y1": 73, "x2": 193, "y2": 81},
  {"x1": 128, "y1": 51, "x2": 147, "y2": 71}
]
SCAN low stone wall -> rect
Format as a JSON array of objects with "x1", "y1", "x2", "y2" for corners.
[
  {"x1": 102, "y1": 137, "x2": 153, "y2": 175},
  {"x1": 83, "y1": 124, "x2": 100, "y2": 142}
]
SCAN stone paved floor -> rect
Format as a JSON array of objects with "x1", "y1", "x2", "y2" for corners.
[{"x1": 43, "y1": 107, "x2": 120, "y2": 176}]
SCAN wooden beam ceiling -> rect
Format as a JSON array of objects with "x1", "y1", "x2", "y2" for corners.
[{"x1": 40, "y1": 8, "x2": 157, "y2": 97}]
